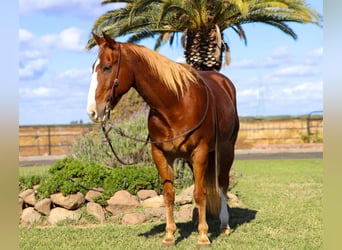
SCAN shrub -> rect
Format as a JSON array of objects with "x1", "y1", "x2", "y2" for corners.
[
  {"x1": 37, "y1": 158, "x2": 102, "y2": 198},
  {"x1": 37, "y1": 157, "x2": 162, "y2": 201},
  {"x1": 301, "y1": 130, "x2": 323, "y2": 143},
  {"x1": 102, "y1": 164, "x2": 161, "y2": 197},
  {"x1": 72, "y1": 113, "x2": 153, "y2": 168}
]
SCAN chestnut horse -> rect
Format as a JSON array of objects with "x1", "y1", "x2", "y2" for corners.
[{"x1": 87, "y1": 33, "x2": 239, "y2": 247}]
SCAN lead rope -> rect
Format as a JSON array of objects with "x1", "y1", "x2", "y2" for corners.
[
  {"x1": 101, "y1": 123, "x2": 150, "y2": 165},
  {"x1": 100, "y1": 82, "x2": 209, "y2": 165},
  {"x1": 101, "y1": 79, "x2": 217, "y2": 166}
]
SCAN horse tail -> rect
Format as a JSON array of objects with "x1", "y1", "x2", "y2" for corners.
[{"x1": 205, "y1": 154, "x2": 221, "y2": 216}]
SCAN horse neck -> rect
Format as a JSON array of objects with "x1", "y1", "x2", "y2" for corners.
[{"x1": 125, "y1": 49, "x2": 181, "y2": 111}]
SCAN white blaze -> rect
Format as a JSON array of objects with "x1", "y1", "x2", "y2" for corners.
[{"x1": 87, "y1": 58, "x2": 100, "y2": 117}]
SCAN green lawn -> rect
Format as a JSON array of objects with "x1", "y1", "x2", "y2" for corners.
[
  {"x1": 19, "y1": 165, "x2": 51, "y2": 177},
  {"x1": 19, "y1": 159, "x2": 322, "y2": 250}
]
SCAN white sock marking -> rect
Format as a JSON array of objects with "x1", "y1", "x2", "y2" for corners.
[{"x1": 219, "y1": 188, "x2": 229, "y2": 229}]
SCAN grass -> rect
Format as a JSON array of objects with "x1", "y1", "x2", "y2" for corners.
[
  {"x1": 19, "y1": 158, "x2": 322, "y2": 249},
  {"x1": 19, "y1": 165, "x2": 51, "y2": 177},
  {"x1": 19, "y1": 165, "x2": 51, "y2": 191}
]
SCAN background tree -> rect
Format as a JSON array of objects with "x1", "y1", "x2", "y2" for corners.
[{"x1": 87, "y1": 0, "x2": 322, "y2": 71}]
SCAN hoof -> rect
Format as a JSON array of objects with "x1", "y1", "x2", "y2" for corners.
[
  {"x1": 220, "y1": 227, "x2": 233, "y2": 234},
  {"x1": 196, "y1": 241, "x2": 211, "y2": 248},
  {"x1": 161, "y1": 238, "x2": 175, "y2": 247},
  {"x1": 197, "y1": 235, "x2": 211, "y2": 248}
]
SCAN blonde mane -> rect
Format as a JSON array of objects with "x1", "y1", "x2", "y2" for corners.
[{"x1": 125, "y1": 43, "x2": 198, "y2": 98}]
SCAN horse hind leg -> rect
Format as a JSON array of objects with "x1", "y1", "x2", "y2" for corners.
[
  {"x1": 218, "y1": 146, "x2": 235, "y2": 234},
  {"x1": 219, "y1": 188, "x2": 232, "y2": 234}
]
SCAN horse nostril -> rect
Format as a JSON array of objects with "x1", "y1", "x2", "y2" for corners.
[{"x1": 88, "y1": 110, "x2": 97, "y2": 120}]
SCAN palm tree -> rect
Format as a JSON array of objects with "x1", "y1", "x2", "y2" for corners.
[{"x1": 86, "y1": 0, "x2": 322, "y2": 71}]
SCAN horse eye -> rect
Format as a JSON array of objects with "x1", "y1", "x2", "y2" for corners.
[{"x1": 102, "y1": 65, "x2": 112, "y2": 72}]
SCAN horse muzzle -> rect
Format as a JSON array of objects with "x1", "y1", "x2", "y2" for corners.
[{"x1": 87, "y1": 102, "x2": 108, "y2": 123}]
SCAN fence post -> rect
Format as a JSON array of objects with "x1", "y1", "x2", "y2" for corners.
[
  {"x1": 307, "y1": 111, "x2": 323, "y2": 135},
  {"x1": 306, "y1": 113, "x2": 312, "y2": 135}
]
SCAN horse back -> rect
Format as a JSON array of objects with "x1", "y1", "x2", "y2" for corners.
[{"x1": 199, "y1": 71, "x2": 236, "y2": 106}]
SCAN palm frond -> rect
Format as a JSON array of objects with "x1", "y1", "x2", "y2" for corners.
[
  {"x1": 101, "y1": 0, "x2": 132, "y2": 5},
  {"x1": 126, "y1": 29, "x2": 156, "y2": 44},
  {"x1": 87, "y1": 0, "x2": 322, "y2": 71},
  {"x1": 230, "y1": 24, "x2": 247, "y2": 45}
]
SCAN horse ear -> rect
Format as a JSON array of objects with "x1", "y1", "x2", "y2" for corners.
[
  {"x1": 92, "y1": 32, "x2": 105, "y2": 46},
  {"x1": 101, "y1": 32, "x2": 117, "y2": 49}
]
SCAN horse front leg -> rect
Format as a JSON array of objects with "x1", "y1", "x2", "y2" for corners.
[
  {"x1": 192, "y1": 146, "x2": 211, "y2": 247},
  {"x1": 151, "y1": 145, "x2": 176, "y2": 246}
]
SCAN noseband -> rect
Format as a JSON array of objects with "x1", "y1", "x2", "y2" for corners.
[{"x1": 103, "y1": 43, "x2": 122, "y2": 121}]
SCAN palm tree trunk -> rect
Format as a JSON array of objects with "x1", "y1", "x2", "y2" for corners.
[{"x1": 184, "y1": 25, "x2": 229, "y2": 71}]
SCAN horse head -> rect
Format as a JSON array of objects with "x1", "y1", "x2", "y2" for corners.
[{"x1": 87, "y1": 32, "x2": 133, "y2": 123}]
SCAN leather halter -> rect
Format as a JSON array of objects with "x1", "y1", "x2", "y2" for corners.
[{"x1": 103, "y1": 43, "x2": 122, "y2": 121}]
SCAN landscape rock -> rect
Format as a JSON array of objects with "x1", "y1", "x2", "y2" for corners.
[
  {"x1": 21, "y1": 207, "x2": 42, "y2": 225},
  {"x1": 121, "y1": 213, "x2": 147, "y2": 225},
  {"x1": 47, "y1": 207, "x2": 81, "y2": 225},
  {"x1": 142, "y1": 195, "x2": 165, "y2": 208},
  {"x1": 175, "y1": 195, "x2": 193, "y2": 206},
  {"x1": 105, "y1": 205, "x2": 127, "y2": 217},
  {"x1": 19, "y1": 189, "x2": 37, "y2": 206},
  {"x1": 18, "y1": 187, "x2": 243, "y2": 227},
  {"x1": 175, "y1": 186, "x2": 195, "y2": 207},
  {"x1": 176, "y1": 204, "x2": 194, "y2": 222},
  {"x1": 87, "y1": 202, "x2": 105, "y2": 223},
  {"x1": 85, "y1": 188, "x2": 104, "y2": 202},
  {"x1": 144, "y1": 207, "x2": 166, "y2": 221},
  {"x1": 179, "y1": 185, "x2": 194, "y2": 197},
  {"x1": 105, "y1": 190, "x2": 140, "y2": 216},
  {"x1": 34, "y1": 198, "x2": 52, "y2": 216},
  {"x1": 137, "y1": 190, "x2": 158, "y2": 200},
  {"x1": 228, "y1": 192, "x2": 243, "y2": 208},
  {"x1": 107, "y1": 190, "x2": 140, "y2": 208},
  {"x1": 50, "y1": 192, "x2": 85, "y2": 210}
]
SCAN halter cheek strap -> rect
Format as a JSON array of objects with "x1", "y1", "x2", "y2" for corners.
[
  {"x1": 104, "y1": 43, "x2": 122, "y2": 120},
  {"x1": 108, "y1": 79, "x2": 119, "y2": 108}
]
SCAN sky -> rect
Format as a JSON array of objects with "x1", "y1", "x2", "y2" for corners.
[{"x1": 19, "y1": 0, "x2": 323, "y2": 125}]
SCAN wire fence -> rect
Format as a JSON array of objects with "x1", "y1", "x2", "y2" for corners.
[
  {"x1": 19, "y1": 124, "x2": 96, "y2": 156},
  {"x1": 19, "y1": 114, "x2": 323, "y2": 157},
  {"x1": 236, "y1": 114, "x2": 323, "y2": 148}
]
